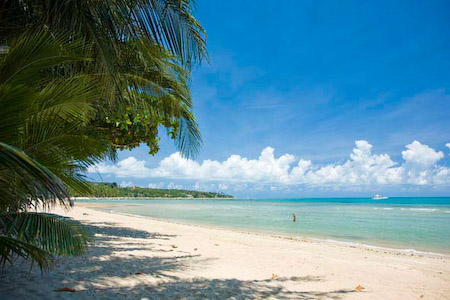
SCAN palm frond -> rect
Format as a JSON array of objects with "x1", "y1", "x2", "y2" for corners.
[
  {"x1": 0, "y1": 28, "x2": 89, "y2": 86},
  {"x1": 0, "y1": 212, "x2": 91, "y2": 257},
  {"x1": 0, "y1": 142, "x2": 70, "y2": 209},
  {"x1": 130, "y1": 0, "x2": 208, "y2": 66},
  {"x1": 0, "y1": 2, "x2": 208, "y2": 270},
  {"x1": 176, "y1": 108, "x2": 202, "y2": 158},
  {"x1": 1, "y1": 1, "x2": 206, "y2": 158},
  {"x1": 0, "y1": 29, "x2": 114, "y2": 209},
  {"x1": 0, "y1": 235, "x2": 53, "y2": 271}
]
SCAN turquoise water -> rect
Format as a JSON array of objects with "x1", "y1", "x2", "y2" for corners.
[{"x1": 77, "y1": 197, "x2": 450, "y2": 254}]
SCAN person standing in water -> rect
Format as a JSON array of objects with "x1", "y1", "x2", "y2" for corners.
[{"x1": 292, "y1": 213, "x2": 297, "y2": 222}]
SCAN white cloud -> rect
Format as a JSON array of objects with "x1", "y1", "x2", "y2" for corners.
[
  {"x1": 289, "y1": 140, "x2": 404, "y2": 186},
  {"x1": 402, "y1": 141, "x2": 443, "y2": 167},
  {"x1": 218, "y1": 183, "x2": 228, "y2": 190},
  {"x1": 167, "y1": 182, "x2": 183, "y2": 190},
  {"x1": 89, "y1": 141, "x2": 450, "y2": 188},
  {"x1": 120, "y1": 181, "x2": 135, "y2": 188},
  {"x1": 147, "y1": 182, "x2": 165, "y2": 189},
  {"x1": 399, "y1": 141, "x2": 445, "y2": 186},
  {"x1": 95, "y1": 157, "x2": 148, "y2": 178}
]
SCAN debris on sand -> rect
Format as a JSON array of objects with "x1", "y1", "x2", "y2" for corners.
[{"x1": 55, "y1": 287, "x2": 76, "y2": 293}]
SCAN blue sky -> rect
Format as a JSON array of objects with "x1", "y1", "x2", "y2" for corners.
[{"x1": 89, "y1": 0, "x2": 450, "y2": 197}]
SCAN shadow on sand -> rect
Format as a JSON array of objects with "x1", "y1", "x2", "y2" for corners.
[{"x1": 0, "y1": 219, "x2": 356, "y2": 299}]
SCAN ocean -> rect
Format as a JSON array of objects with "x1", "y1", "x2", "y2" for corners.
[{"x1": 76, "y1": 197, "x2": 450, "y2": 255}]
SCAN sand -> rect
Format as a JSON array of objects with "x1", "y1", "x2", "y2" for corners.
[{"x1": 1, "y1": 205, "x2": 449, "y2": 299}]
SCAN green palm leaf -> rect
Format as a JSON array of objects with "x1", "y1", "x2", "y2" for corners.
[
  {"x1": 0, "y1": 212, "x2": 91, "y2": 257},
  {"x1": 0, "y1": 235, "x2": 53, "y2": 271},
  {"x1": 1, "y1": 0, "x2": 206, "y2": 158},
  {"x1": 0, "y1": 142, "x2": 70, "y2": 209},
  {"x1": 0, "y1": 1, "x2": 209, "y2": 271}
]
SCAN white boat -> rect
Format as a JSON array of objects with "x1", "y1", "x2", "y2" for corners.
[{"x1": 372, "y1": 194, "x2": 388, "y2": 200}]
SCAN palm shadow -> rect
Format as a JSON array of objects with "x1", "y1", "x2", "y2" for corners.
[
  {"x1": 0, "y1": 218, "x2": 357, "y2": 299},
  {"x1": 70, "y1": 276, "x2": 355, "y2": 299}
]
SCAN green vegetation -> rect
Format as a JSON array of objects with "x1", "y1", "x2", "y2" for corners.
[
  {"x1": 71, "y1": 182, "x2": 233, "y2": 199},
  {"x1": 0, "y1": 0, "x2": 207, "y2": 270}
]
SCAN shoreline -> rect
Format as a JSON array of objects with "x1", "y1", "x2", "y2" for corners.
[
  {"x1": 2, "y1": 205, "x2": 449, "y2": 299},
  {"x1": 82, "y1": 202, "x2": 450, "y2": 257},
  {"x1": 72, "y1": 196, "x2": 235, "y2": 200},
  {"x1": 110, "y1": 209, "x2": 450, "y2": 257}
]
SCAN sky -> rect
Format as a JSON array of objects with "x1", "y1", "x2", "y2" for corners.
[{"x1": 88, "y1": 0, "x2": 450, "y2": 197}]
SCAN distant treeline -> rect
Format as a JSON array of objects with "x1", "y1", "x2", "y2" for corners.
[{"x1": 70, "y1": 182, "x2": 233, "y2": 199}]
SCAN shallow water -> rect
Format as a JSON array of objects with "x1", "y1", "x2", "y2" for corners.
[{"x1": 76, "y1": 197, "x2": 450, "y2": 254}]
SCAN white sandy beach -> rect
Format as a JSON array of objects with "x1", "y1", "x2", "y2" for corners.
[{"x1": 1, "y1": 204, "x2": 449, "y2": 299}]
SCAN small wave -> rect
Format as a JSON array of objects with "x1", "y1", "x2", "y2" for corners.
[
  {"x1": 399, "y1": 207, "x2": 440, "y2": 212},
  {"x1": 314, "y1": 238, "x2": 449, "y2": 257},
  {"x1": 117, "y1": 212, "x2": 146, "y2": 218},
  {"x1": 409, "y1": 208, "x2": 438, "y2": 212},
  {"x1": 373, "y1": 207, "x2": 446, "y2": 212}
]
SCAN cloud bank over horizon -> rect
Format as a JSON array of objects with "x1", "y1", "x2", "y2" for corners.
[{"x1": 88, "y1": 140, "x2": 450, "y2": 193}]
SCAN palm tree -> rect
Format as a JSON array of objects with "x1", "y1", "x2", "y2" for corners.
[
  {"x1": 0, "y1": 0, "x2": 207, "y2": 270},
  {"x1": 1, "y1": 0, "x2": 207, "y2": 157},
  {"x1": 0, "y1": 30, "x2": 111, "y2": 270}
]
